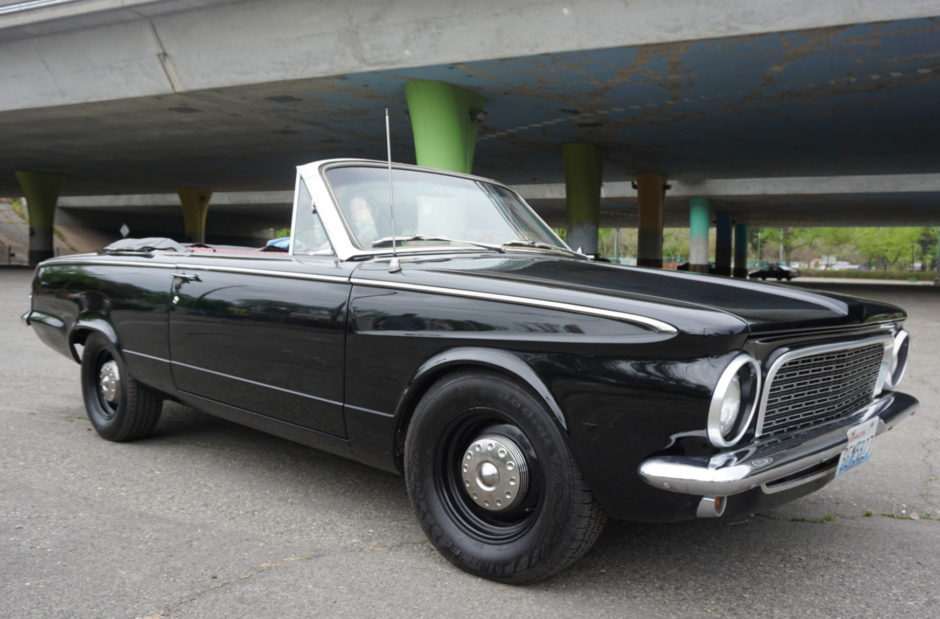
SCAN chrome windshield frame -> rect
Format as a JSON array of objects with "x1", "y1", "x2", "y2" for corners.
[{"x1": 293, "y1": 159, "x2": 571, "y2": 262}]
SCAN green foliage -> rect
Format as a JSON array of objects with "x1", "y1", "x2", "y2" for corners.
[
  {"x1": 753, "y1": 225, "x2": 938, "y2": 271},
  {"x1": 10, "y1": 198, "x2": 26, "y2": 221}
]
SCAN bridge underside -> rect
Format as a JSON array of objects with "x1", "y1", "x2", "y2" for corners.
[{"x1": 1, "y1": 2, "x2": 939, "y2": 237}]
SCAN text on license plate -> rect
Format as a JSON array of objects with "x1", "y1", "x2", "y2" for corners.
[{"x1": 836, "y1": 417, "x2": 879, "y2": 477}]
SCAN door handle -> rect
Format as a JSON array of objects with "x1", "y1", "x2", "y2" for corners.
[{"x1": 171, "y1": 272, "x2": 201, "y2": 283}]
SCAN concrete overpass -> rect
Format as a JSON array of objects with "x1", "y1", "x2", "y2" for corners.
[{"x1": 2, "y1": 0, "x2": 939, "y2": 265}]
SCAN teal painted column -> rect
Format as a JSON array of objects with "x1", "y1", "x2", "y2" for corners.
[
  {"x1": 404, "y1": 80, "x2": 485, "y2": 174},
  {"x1": 562, "y1": 143, "x2": 603, "y2": 255},
  {"x1": 733, "y1": 223, "x2": 748, "y2": 278},
  {"x1": 15, "y1": 171, "x2": 63, "y2": 265},
  {"x1": 689, "y1": 197, "x2": 710, "y2": 273},
  {"x1": 715, "y1": 212, "x2": 732, "y2": 276},
  {"x1": 636, "y1": 173, "x2": 667, "y2": 268}
]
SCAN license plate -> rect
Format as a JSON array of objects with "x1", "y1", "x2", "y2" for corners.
[{"x1": 836, "y1": 417, "x2": 879, "y2": 477}]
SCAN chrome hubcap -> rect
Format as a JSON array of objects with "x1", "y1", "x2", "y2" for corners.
[
  {"x1": 98, "y1": 360, "x2": 120, "y2": 404},
  {"x1": 461, "y1": 434, "x2": 528, "y2": 512}
]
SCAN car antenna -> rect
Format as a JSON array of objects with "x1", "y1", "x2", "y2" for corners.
[{"x1": 386, "y1": 107, "x2": 400, "y2": 273}]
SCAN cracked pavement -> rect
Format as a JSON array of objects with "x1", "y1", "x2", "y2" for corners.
[{"x1": 1, "y1": 268, "x2": 937, "y2": 617}]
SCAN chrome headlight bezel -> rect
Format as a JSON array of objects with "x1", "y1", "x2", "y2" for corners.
[
  {"x1": 708, "y1": 354, "x2": 762, "y2": 448},
  {"x1": 885, "y1": 330, "x2": 910, "y2": 390}
]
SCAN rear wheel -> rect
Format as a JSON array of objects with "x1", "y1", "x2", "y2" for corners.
[
  {"x1": 80, "y1": 333, "x2": 162, "y2": 441},
  {"x1": 404, "y1": 371, "x2": 606, "y2": 583}
]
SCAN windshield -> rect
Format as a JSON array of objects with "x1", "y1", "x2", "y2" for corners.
[{"x1": 323, "y1": 165, "x2": 567, "y2": 252}]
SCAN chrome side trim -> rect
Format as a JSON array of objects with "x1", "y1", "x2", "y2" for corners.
[
  {"x1": 124, "y1": 350, "x2": 170, "y2": 364},
  {"x1": 754, "y1": 334, "x2": 892, "y2": 436},
  {"x1": 349, "y1": 277, "x2": 678, "y2": 334},
  {"x1": 170, "y1": 360, "x2": 344, "y2": 408},
  {"x1": 38, "y1": 257, "x2": 350, "y2": 285},
  {"x1": 43, "y1": 258, "x2": 178, "y2": 269},
  {"x1": 172, "y1": 264, "x2": 349, "y2": 284}
]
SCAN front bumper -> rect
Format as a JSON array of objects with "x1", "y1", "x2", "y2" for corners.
[{"x1": 639, "y1": 391, "x2": 918, "y2": 497}]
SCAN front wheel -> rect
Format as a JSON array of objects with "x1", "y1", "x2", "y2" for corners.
[
  {"x1": 81, "y1": 333, "x2": 163, "y2": 441},
  {"x1": 404, "y1": 371, "x2": 606, "y2": 583}
]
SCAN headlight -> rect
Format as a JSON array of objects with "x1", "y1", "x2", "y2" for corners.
[
  {"x1": 718, "y1": 375, "x2": 742, "y2": 437},
  {"x1": 708, "y1": 354, "x2": 761, "y2": 448},
  {"x1": 885, "y1": 330, "x2": 910, "y2": 389}
]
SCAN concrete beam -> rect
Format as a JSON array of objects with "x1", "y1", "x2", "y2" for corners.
[
  {"x1": 4, "y1": 0, "x2": 940, "y2": 111},
  {"x1": 58, "y1": 190, "x2": 292, "y2": 209},
  {"x1": 516, "y1": 173, "x2": 940, "y2": 201}
]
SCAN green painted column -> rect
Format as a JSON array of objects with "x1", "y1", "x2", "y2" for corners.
[
  {"x1": 636, "y1": 173, "x2": 667, "y2": 268},
  {"x1": 177, "y1": 188, "x2": 212, "y2": 243},
  {"x1": 689, "y1": 197, "x2": 710, "y2": 273},
  {"x1": 404, "y1": 80, "x2": 485, "y2": 174},
  {"x1": 562, "y1": 143, "x2": 603, "y2": 255},
  {"x1": 733, "y1": 223, "x2": 749, "y2": 278},
  {"x1": 715, "y1": 212, "x2": 732, "y2": 276},
  {"x1": 15, "y1": 171, "x2": 63, "y2": 265}
]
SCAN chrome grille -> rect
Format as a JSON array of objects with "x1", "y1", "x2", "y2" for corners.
[{"x1": 758, "y1": 341, "x2": 886, "y2": 437}]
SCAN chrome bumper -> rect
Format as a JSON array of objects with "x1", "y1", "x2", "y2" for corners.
[{"x1": 639, "y1": 392, "x2": 918, "y2": 497}]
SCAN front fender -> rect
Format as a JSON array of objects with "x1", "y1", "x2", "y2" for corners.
[{"x1": 397, "y1": 346, "x2": 568, "y2": 431}]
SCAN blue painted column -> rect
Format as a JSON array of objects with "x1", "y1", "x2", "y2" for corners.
[
  {"x1": 689, "y1": 198, "x2": 710, "y2": 273},
  {"x1": 562, "y1": 143, "x2": 603, "y2": 255},
  {"x1": 15, "y1": 171, "x2": 63, "y2": 265},
  {"x1": 733, "y1": 223, "x2": 749, "y2": 278},
  {"x1": 715, "y1": 212, "x2": 732, "y2": 276}
]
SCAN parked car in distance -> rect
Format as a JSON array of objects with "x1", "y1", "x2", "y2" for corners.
[
  {"x1": 23, "y1": 160, "x2": 916, "y2": 583},
  {"x1": 749, "y1": 263, "x2": 800, "y2": 281},
  {"x1": 676, "y1": 261, "x2": 718, "y2": 274}
]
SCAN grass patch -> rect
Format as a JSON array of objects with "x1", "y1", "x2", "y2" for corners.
[
  {"x1": 801, "y1": 269, "x2": 936, "y2": 281},
  {"x1": 10, "y1": 199, "x2": 26, "y2": 221}
]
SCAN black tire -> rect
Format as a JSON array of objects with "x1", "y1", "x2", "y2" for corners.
[
  {"x1": 80, "y1": 333, "x2": 162, "y2": 441},
  {"x1": 404, "y1": 370, "x2": 606, "y2": 583}
]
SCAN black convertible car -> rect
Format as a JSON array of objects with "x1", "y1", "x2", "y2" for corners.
[{"x1": 24, "y1": 160, "x2": 917, "y2": 583}]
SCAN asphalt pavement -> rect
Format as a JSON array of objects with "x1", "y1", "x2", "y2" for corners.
[{"x1": 1, "y1": 267, "x2": 937, "y2": 617}]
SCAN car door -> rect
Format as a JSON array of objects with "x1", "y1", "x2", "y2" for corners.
[{"x1": 167, "y1": 255, "x2": 351, "y2": 438}]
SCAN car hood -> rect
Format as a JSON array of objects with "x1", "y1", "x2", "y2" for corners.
[{"x1": 353, "y1": 254, "x2": 905, "y2": 335}]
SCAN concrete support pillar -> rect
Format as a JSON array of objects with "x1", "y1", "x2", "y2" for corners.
[
  {"x1": 562, "y1": 143, "x2": 603, "y2": 255},
  {"x1": 635, "y1": 173, "x2": 667, "y2": 268},
  {"x1": 404, "y1": 80, "x2": 485, "y2": 174},
  {"x1": 688, "y1": 197, "x2": 710, "y2": 273},
  {"x1": 734, "y1": 223, "x2": 749, "y2": 278},
  {"x1": 177, "y1": 188, "x2": 212, "y2": 244},
  {"x1": 715, "y1": 212, "x2": 733, "y2": 276},
  {"x1": 15, "y1": 171, "x2": 63, "y2": 266}
]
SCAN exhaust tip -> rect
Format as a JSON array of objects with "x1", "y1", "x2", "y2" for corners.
[{"x1": 697, "y1": 495, "x2": 726, "y2": 518}]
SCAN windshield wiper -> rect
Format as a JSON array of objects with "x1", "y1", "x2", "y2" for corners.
[
  {"x1": 501, "y1": 239, "x2": 583, "y2": 257},
  {"x1": 371, "y1": 235, "x2": 504, "y2": 252}
]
